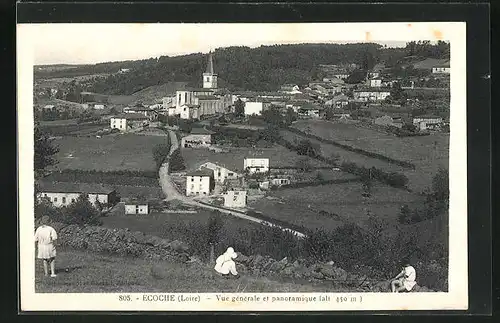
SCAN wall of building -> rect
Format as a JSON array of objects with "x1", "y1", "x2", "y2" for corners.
[
  {"x1": 110, "y1": 118, "x2": 127, "y2": 130},
  {"x1": 125, "y1": 204, "x2": 149, "y2": 215},
  {"x1": 200, "y1": 162, "x2": 240, "y2": 183},
  {"x1": 244, "y1": 102, "x2": 264, "y2": 116},
  {"x1": 186, "y1": 176, "x2": 212, "y2": 196},
  {"x1": 223, "y1": 191, "x2": 247, "y2": 208},
  {"x1": 38, "y1": 192, "x2": 109, "y2": 208},
  {"x1": 181, "y1": 134, "x2": 212, "y2": 148},
  {"x1": 244, "y1": 158, "x2": 270, "y2": 174}
]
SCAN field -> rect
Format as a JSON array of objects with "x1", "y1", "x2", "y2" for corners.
[
  {"x1": 35, "y1": 247, "x2": 329, "y2": 293},
  {"x1": 289, "y1": 120, "x2": 449, "y2": 191},
  {"x1": 181, "y1": 144, "x2": 331, "y2": 173},
  {"x1": 248, "y1": 182, "x2": 424, "y2": 233},
  {"x1": 53, "y1": 134, "x2": 169, "y2": 171}
]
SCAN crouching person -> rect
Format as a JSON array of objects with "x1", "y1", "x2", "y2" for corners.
[
  {"x1": 214, "y1": 247, "x2": 239, "y2": 279},
  {"x1": 391, "y1": 263, "x2": 417, "y2": 293}
]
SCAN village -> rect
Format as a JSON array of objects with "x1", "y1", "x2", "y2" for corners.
[{"x1": 35, "y1": 49, "x2": 450, "y2": 217}]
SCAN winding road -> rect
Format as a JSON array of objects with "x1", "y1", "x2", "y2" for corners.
[{"x1": 158, "y1": 129, "x2": 306, "y2": 238}]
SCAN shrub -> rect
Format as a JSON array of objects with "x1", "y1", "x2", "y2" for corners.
[
  {"x1": 168, "y1": 149, "x2": 186, "y2": 172},
  {"x1": 152, "y1": 143, "x2": 172, "y2": 171}
]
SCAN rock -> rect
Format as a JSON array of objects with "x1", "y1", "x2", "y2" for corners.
[{"x1": 311, "y1": 271, "x2": 324, "y2": 279}]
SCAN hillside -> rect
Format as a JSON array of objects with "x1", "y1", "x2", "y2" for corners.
[
  {"x1": 131, "y1": 81, "x2": 189, "y2": 104},
  {"x1": 36, "y1": 247, "x2": 337, "y2": 293}
]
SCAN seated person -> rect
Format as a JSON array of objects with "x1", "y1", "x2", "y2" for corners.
[{"x1": 391, "y1": 263, "x2": 417, "y2": 293}]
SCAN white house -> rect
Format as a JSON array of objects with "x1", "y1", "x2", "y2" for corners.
[
  {"x1": 369, "y1": 78, "x2": 382, "y2": 87},
  {"x1": 244, "y1": 102, "x2": 264, "y2": 116},
  {"x1": 244, "y1": 158, "x2": 270, "y2": 174},
  {"x1": 110, "y1": 113, "x2": 149, "y2": 131},
  {"x1": 198, "y1": 162, "x2": 241, "y2": 184},
  {"x1": 432, "y1": 64, "x2": 450, "y2": 74},
  {"x1": 223, "y1": 190, "x2": 247, "y2": 208},
  {"x1": 181, "y1": 127, "x2": 214, "y2": 148},
  {"x1": 124, "y1": 105, "x2": 157, "y2": 121},
  {"x1": 179, "y1": 104, "x2": 200, "y2": 120},
  {"x1": 37, "y1": 181, "x2": 117, "y2": 208},
  {"x1": 185, "y1": 169, "x2": 214, "y2": 196},
  {"x1": 413, "y1": 115, "x2": 443, "y2": 131},
  {"x1": 353, "y1": 89, "x2": 391, "y2": 102},
  {"x1": 124, "y1": 200, "x2": 149, "y2": 215}
]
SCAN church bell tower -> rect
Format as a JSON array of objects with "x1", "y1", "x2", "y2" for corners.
[{"x1": 203, "y1": 51, "x2": 218, "y2": 89}]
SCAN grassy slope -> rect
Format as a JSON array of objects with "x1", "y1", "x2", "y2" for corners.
[{"x1": 35, "y1": 247, "x2": 337, "y2": 293}]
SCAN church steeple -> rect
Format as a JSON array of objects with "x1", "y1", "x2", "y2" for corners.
[{"x1": 203, "y1": 50, "x2": 217, "y2": 89}]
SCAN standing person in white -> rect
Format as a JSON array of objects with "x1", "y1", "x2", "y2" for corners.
[
  {"x1": 214, "y1": 247, "x2": 239, "y2": 278},
  {"x1": 34, "y1": 216, "x2": 58, "y2": 277},
  {"x1": 391, "y1": 263, "x2": 417, "y2": 292}
]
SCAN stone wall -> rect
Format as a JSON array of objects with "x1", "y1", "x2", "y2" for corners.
[{"x1": 42, "y1": 220, "x2": 437, "y2": 292}]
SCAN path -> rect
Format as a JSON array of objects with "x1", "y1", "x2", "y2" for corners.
[{"x1": 158, "y1": 129, "x2": 306, "y2": 239}]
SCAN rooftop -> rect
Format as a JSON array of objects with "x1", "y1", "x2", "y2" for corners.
[
  {"x1": 112, "y1": 113, "x2": 149, "y2": 120},
  {"x1": 186, "y1": 168, "x2": 214, "y2": 177},
  {"x1": 37, "y1": 181, "x2": 116, "y2": 195},
  {"x1": 190, "y1": 127, "x2": 215, "y2": 135}
]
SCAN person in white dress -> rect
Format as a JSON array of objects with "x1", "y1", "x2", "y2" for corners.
[
  {"x1": 391, "y1": 263, "x2": 417, "y2": 292},
  {"x1": 214, "y1": 247, "x2": 239, "y2": 278},
  {"x1": 34, "y1": 216, "x2": 58, "y2": 277}
]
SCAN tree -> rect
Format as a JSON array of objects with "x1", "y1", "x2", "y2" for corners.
[
  {"x1": 361, "y1": 51, "x2": 376, "y2": 71},
  {"x1": 361, "y1": 173, "x2": 373, "y2": 197},
  {"x1": 284, "y1": 108, "x2": 297, "y2": 126},
  {"x1": 262, "y1": 106, "x2": 282, "y2": 127},
  {"x1": 152, "y1": 143, "x2": 171, "y2": 171},
  {"x1": 64, "y1": 194, "x2": 102, "y2": 225},
  {"x1": 296, "y1": 139, "x2": 320, "y2": 157},
  {"x1": 431, "y1": 167, "x2": 449, "y2": 202},
  {"x1": 234, "y1": 99, "x2": 245, "y2": 117},
  {"x1": 345, "y1": 69, "x2": 367, "y2": 84},
  {"x1": 34, "y1": 123, "x2": 59, "y2": 179}
]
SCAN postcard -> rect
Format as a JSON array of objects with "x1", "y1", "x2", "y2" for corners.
[{"x1": 18, "y1": 22, "x2": 467, "y2": 311}]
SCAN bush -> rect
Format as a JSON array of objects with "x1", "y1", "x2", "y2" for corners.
[{"x1": 152, "y1": 142, "x2": 172, "y2": 171}]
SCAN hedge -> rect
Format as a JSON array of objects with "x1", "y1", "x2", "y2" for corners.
[{"x1": 286, "y1": 127, "x2": 416, "y2": 169}]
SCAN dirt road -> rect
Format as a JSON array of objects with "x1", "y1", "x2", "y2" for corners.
[{"x1": 158, "y1": 129, "x2": 306, "y2": 238}]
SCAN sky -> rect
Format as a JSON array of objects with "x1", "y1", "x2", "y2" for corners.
[{"x1": 25, "y1": 23, "x2": 445, "y2": 65}]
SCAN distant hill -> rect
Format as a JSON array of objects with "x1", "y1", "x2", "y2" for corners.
[
  {"x1": 131, "y1": 81, "x2": 189, "y2": 105},
  {"x1": 36, "y1": 41, "x2": 450, "y2": 95}
]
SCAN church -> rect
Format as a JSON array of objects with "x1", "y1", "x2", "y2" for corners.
[{"x1": 163, "y1": 51, "x2": 233, "y2": 120}]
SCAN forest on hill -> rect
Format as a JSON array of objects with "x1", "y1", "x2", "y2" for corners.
[{"x1": 36, "y1": 41, "x2": 450, "y2": 95}]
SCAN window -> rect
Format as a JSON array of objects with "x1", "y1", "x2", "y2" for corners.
[
  {"x1": 185, "y1": 93, "x2": 188, "y2": 102},
  {"x1": 71, "y1": 198, "x2": 75, "y2": 203},
  {"x1": 206, "y1": 77, "x2": 209, "y2": 82},
  {"x1": 200, "y1": 177, "x2": 202, "y2": 181},
  {"x1": 191, "y1": 184, "x2": 194, "y2": 189},
  {"x1": 191, "y1": 178, "x2": 194, "y2": 182},
  {"x1": 54, "y1": 197, "x2": 58, "y2": 202},
  {"x1": 183, "y1": 108, "x2": 186, "y2": 111},
  {"x1": 234, "y1": 192, "x2": 239, "y2": 195},
  {"x1": 233, "y1": 196, "x2": 238, "y2": 202},
  {"x1": 44, "y1": 194, "x2": 47, "y2": 197},
  {"x1": 228, "y1": 173, "x2": 233, "y2": 177}
]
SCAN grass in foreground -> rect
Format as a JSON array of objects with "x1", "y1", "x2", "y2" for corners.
[{"x1": 35, "y1": 247, "x2": 334, "y2": 293}]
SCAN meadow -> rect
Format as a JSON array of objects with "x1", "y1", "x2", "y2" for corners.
[
  {"x1": 287, "y1": 120, "x2": 449, "y2": 191},
  {"x1": 35, "y1": 247, "x2": 329, "y2": 293},
  {"x1": 52, "y1": 133, "x2": 169, "y2": 171},
  {"x1": 248, "y1": 182, "x2": 424, "y2": 233}
]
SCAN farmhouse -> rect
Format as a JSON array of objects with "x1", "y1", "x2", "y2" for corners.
[
  {"x1": 123, "y1": 199, "x2": 149, "y2": 215},
  {"x1": 297, "y1": 103, "x2": 322, "y2": 119},
  {"x1": 369, "y1": 77, "x2": 382, "y2": 88},
  {"x1": 185, "y1": 168, "x2": 215, "y2": 196},
  {"x1": 110, "y1": 113, "x2": 149, "y2": 131},
  {"x1": 181, "y1": 127, "x2": 214, "y2": 148},
  {"x1": 432, "y1": 64, "x2": 450, "y2": 74},
  {"x1": 413, "y1": 115, "x2": 443, "y2": 131},
  {"x1": 353, "y1": 88, "x2": 391, "y2": 102},
  {"x1": 223, "y1": 190, "x2": 247, "y2": 208},
  {"x1": 244, "y1": 158, "x2": 270, "y2": 174},
  {"x1": 198, "y1": 162, "x2": 241, "y2": 183},
  {"x1": 244, "y1": 101, "x2": 264, "y2": 116},
  {"x1": 325, "y1": 94, "x2": 349, "y2": 108},
  {"x1": 37, "y1": 181, "x2": 118, "y2": 208}
]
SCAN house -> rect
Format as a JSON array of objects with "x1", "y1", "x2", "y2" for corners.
[
  {"x1": 244, "y1": 158, "x2": 270, "y2": 174},
  {"x1": 353, "y1": 89, "x2": 391, "y2": 102},
  {"x1": 223, "y1": 190, "x2": 247, "y2": 208},
  {"x1": 413, "y1": 115, "x2": 443, "y2": 131},
  {"x1": 270, "y1": 177, "x2": 291, "y2": 187},
  {"x1": 432, "y1": 64, "x2": 450, "y2": 74},
  {"x1": 280, "y1": 84, "x2": 301, "y2": 94},
  {"x1": 198, "y1": 162, "x2": 241, "y2": 183},
  {"x1": 110, "y1": 113, "x2": 149, "y2": 131},
  {"x1": 124, "y1": 105, "x2": 158, "y2": 121},
  {"x1": 37, "y1": 181, "x2": 118, "y2": 208},
  {"x1": 369, "y1": 77, "x2": 382, "y2": 88},
  {"x1": 180, "y1": 104, "x2": 200, "y2": 120},
  {"x1": 325, "y1": 94, "x2": 349, "y2": 109},
  {"x1": 181, "y1": 127, "x2": 214, "y2": 148},
  {"x1": 297, "y1": 103, "x2": 322, "y2": 118},
  {"x1": 244, "y1": 101, "x2": 264, "y2": 116},
  {"x1": 123, "y1": 199, "x2": 149, "y2": 215},
  {"x1": 185, "y1": 168, "x2": 215, "y2": 196}
]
